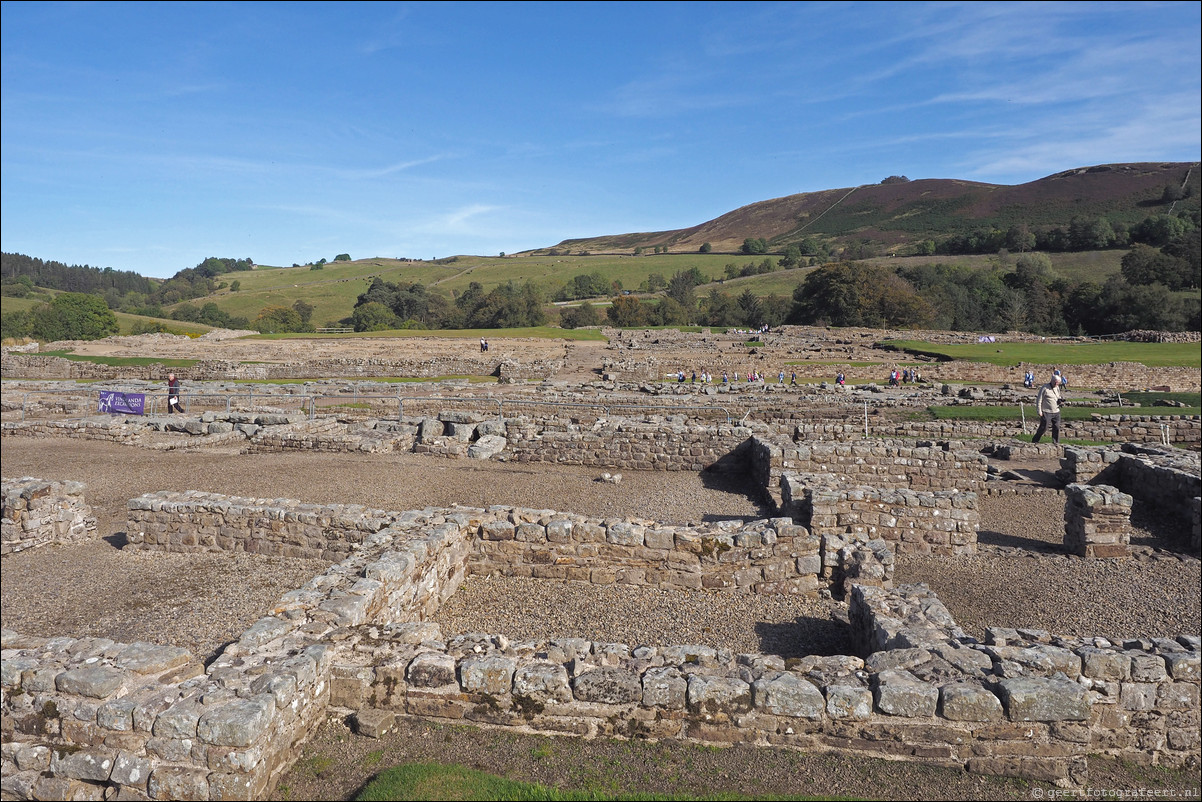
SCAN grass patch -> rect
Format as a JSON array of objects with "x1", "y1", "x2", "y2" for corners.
[
  {"x1": 354, "y1": 761, "x2": 813, "y2": 801},
  {"x1": 881, "y1": 339, "x2": 1201, "y2": 368},
  {"x1": 248, "y1": 326, "x2": 606, "y2": 342},
  {"x1": 1121, "y1": 391, "x2": 1201, "y2": 407},
  {"x1": 783, "y1": 360, "x2": 924, "y2": 368},
  {"x1": 37, "y1": 351, "x2": 200, "y2": 368},
  {"x1": 925, "y1": 405, "x2": 1200, "y2": 421}
]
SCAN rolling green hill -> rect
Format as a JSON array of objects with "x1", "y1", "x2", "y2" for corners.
[
  {"x1": 543, "y1": 162, "x2": 1199, "y2": 256},
  {"x1": 171, "y1": 246, "x2": 1139, "y2": 328},
  {"x1": 3, "y1": 161, "x2": 1196, "y2": 334}
]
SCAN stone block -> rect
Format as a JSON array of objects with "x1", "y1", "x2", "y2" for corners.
[
  {"x1": 642, "y1": 668, "x2": 687, "y2": 710},
  {"x1": 873, "y1": 669, "x2": 938, "y2": 717},
  {"x1": 573, "y1": 667, "x2": 642, "y2": 705},
  {"x1": 1080, "y1": 648, "x2": 1131, "y2": 681},
  {"x1": 682, "y1": 675, "x2": 750, "y2": 714},
  {"x1": 939, "y1": 683, "x2": 1003, "y2": 721},
  {"x1": 109, "y1": 751, "x2": 152, "y2": 789},
  {"x1": 752, "y1": 672, "x2": 824, "y2": 719},
  {"x1": 512, "y1": 663, "x2": 572, "y2": 705},
  {"x1": 997, "y1": 677, "x2": 1090, "y2": 721},
  {"x1": 49, "y1": 747, "x2": 115, "y2": 782},
  {"x1": 408, "y1": 653, "x2": 458, "y2": 688},
  {"x1": 148, "y1": 766, "x2": 211, "y2": 801},
  {"x1": 824, "y1": 683, "x2": 873, "y2": 720},
  {"x1": 197, "y1": 695, "x2": 275, "y2": 747},
  {"x1": 1164, "y1": 652, "x2": 1199, "y2": 681},
  {"x1": 354, "y1": 708, "x2": 396, "y2": 738},
  {"x1": 55, "y1": 665, "x2": 126, "y2": 699}
]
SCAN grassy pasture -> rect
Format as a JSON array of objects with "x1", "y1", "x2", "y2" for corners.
[
  {"x1": 187, "y1": 248, "x2": 1140, "y2": 326},
  {"x1": 248, "y1": 325, "x2": 607, "y2": 342},
  {"x1": 882, "y1": 339, "x2": 1201, "y2": 368},
  {"x1": 37, "y1": 351, "x2": 200, "y2": 368},
  {"x1": 924, "y1": 404, "x2": 1202, "y2": 421}
]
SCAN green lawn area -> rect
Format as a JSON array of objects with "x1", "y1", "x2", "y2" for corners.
[
  {"x1": 924, "y1": 404, "x2": 1201, "y2": 421},
  {"x1": 881, "y1": 339, "x2": 1201, "y2": 368},
  {"x1": 352, "y1": 762, "x2": 810, "y2": 802},
  {"x1": 37, "y1": 351, "x2": 200, "y2": 368},
  {"x1": 250, "y1": 326, "x2": 607, "y2": 341}
]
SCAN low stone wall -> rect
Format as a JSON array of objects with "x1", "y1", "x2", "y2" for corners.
[
  {"x1": 1, "y1": 499, "x2": 473, "y2": 800},
  {"x1": 125, "y1": 491, "x2": 404, "y2": 561},
  {"x1": 1059, "y1": 445, "x2": 1201, "y2": 554},
  {"x1": 504, "y1": 418, "x2": 757, "y2": 472},
  {"x1": 749, "y1": 435, "x2": 989, "y2": 509},
  {"x1": 334, "y1": 588, "x2": 1200, "y2": 786},
  {"x1": 0, "y1": 353, "x2": 563, "y2": 382},
  {"x1": 788, "y1": 418, "x2": 1201, "y2": 447},
  {"x1": 1, "y1": 477, "x2": 96, "y2": 556},
  {"x1": 780, "y1": 477, "x2": 979, "y2": 557},
  {"x1": 606, "y1": 352, "x2": 1200, "y2": 393},
  {"x1": 2, "y1": 493, "x2": 1199, "y2": 798},
  {"x1": 1064, "y1": 484, "x2": 1133, "y2": 559},
  {"x1": 469, "y1": 510, "x2": 822, "y2": 596}
]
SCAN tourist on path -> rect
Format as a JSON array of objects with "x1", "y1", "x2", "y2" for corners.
[{"x1": 1032, "y1": 373, "x2": 1064, "y2": 445}]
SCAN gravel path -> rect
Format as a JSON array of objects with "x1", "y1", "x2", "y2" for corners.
[
  {"x1": 896, "y1": 490, "x2": 1201, "y2": 641},
  {"x1": 435, "y1": 577, "x2": 852, "y2": 658},
  {"x1": 4, "y1": 438, "x2": 1197, "y2": 665}
]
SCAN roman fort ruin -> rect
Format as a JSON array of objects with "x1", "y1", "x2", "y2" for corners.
[{"x1": 1, "y1": 326, "x2": 1199, "y2": 800}]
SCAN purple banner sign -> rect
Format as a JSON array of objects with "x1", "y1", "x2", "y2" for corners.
[{"x1": 98, "y1": 391, "x2": 145, "y2": 415}]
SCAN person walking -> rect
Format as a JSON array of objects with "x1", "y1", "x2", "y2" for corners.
[
  {"x1": 1032, "y1": 373, "x2": 1064, "y2": 444},
  {"x1": 166, "y1": 372, "x2": 183, "y2": 414}
]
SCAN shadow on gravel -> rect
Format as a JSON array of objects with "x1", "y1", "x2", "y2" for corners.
[
  {"x1": 976, "y1": 529, "x2": 1066, "y2": 553},
  {"x1": 103, "y1": 532, "x2": 129, "y2": 549},
  {"x1": 1130, "y1": 500, "x2": 1194, "y2": 553},
  {"x1": 754, "y1": 616, "x2": 852, "y2": 659},
  {"x1": 698, "y1": 458, "x2": 774, "y2": 520}
]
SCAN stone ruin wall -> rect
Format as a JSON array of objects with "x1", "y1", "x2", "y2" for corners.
[
  {"x1": 2, "y1": 491, "x2": 1199, "y2": 800},
  {"x1": 603, "y1": 352, "x2": 1201, "y2": 393},
  {"x1": 780, "y1": 481, "x2": 980, "y2": 559},
  {"x1": 4, "y1": 385, "x2": 1199, "y2": 448},
  {"x1": 1059, "y1": 444, "x2": 1202, "y2": 555},
  {"x1": 1, "y1": 478, "x2": 97, "y2": 556},
  {"x1": 0, "y1": 353, "x2": 562, "y2": 383},
  {"x1": 747, "y1": 435, "x2": 989, "y2": 509}
]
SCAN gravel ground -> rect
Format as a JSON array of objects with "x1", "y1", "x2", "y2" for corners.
[
  {"x1": 894, "y1": 490, "x2": 1201, "y2": 641},
  {"x1": 436, "y1": 577, "x2": 852, "y2": 658},
  {"x1": 4, "y1": 438, "x2": 1198, "y2": 657},
  {"x1": 3, "y1": 436, "x2": 1200, "y2": 801}
]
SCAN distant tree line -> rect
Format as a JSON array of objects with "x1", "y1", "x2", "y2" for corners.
[
  {"x1": 787, "y1": 249, "x2": 1198, "y2": 334},
  {"x1": 935, "y1": 211, "x2": 1196, "y2": 256},
  {"x1": 2, "y1": 253, "x2": 153, "y2": 296},
  {"x1": 348, "y1": 277, "x2": 546, "y2": 332}
]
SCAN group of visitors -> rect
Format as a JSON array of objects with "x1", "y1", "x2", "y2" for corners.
[
  {"x1": 479, "y1": 338, "x2": 490, "y2": 352},
  {"x1": 887, "y1": 367, "x2": 923, "y2": 386}
]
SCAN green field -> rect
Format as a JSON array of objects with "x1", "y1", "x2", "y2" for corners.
[
  {"x1": 924, "y1": 403, "x2": 1201, "y2": 421},
  {"x1": 352, "y1": 761, "x2": 819, "y2": 802},
  {"x1": 249, "y1": 325, "x2": 606, "y2": 342},
  {"x1": 881, "y1": 339, "x2": 1201, "y2": 368}
]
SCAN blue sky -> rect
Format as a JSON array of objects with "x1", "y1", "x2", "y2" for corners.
[{"x1": 2, "y1": 1, "x2": 1199, "y2": 278}]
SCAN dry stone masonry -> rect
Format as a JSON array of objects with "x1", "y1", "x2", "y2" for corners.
[
  {"x1": 1059, "y1": 444, "x2": 1201, "y2": 555},
  {"x1": 3, "y1": 491, "x2": 1199, "y2": 800},
  {"x1": 1, "y1": 477, "x2": 96, "y2": 556},
  {"x1": 1063, "y1": 484, "x2": 1133, "y2": 558}
]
